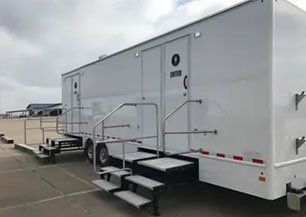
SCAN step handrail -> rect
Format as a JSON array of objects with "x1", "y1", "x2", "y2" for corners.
[
  {"x1": 162, "y1": 99, "x2": 202, "y2": 153},
  {"x1": 56, "y1": 107, "x2": 89, "y2": 135},
  {"x1": 24, "y1": 108, "x2": 59, "y2": 144},
  {"x1": 92, "y1": 102, "x2": 159, "y2": 175}
]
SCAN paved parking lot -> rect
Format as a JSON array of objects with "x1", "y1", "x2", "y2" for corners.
[{"x1": 0, "y1": 143, "x2": 305, "y2": 217}]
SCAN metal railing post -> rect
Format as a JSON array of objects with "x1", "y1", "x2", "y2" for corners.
[
  {"x1": 42, "y1": 128, "x2": 45, "y2": 144},
  {"x1": 55, "y1": 107, "x2": 88, "y2": 135},
  {"x1": 93, "y1": 120, "x2": 98, "y2": 174},
  {"x1": 154, "y1": 104, "x2": 159, "y2": 158},
  {"x1": 162, "y1": 99, "x2": 202, "y2": 153},
  {"x1": 122, "y1": 142, "x2": 126, "y2": 169},
  {"x1": 65, "y1": 109, "x2": 68, "y2": 134},
  {"x1": 24, "y1": 119, "x2": 27, "y2": 144},
  {"x1": 92, "y1": 102, "x2": 159, "y2": 175}
]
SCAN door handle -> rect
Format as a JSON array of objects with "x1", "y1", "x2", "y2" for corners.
[{"x1": 183, "y1": 75, "x2": 188, "y2": 90}]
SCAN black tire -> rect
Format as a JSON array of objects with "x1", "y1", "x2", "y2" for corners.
[
  {"x1": 84, "y1": 139, "x2": 109, "y2": 167},
  {"x1": 84, "y1": 139, "x2": 94, "y2": 163},
  {"x1": 96, "y1": 143, "x2": 110, "y2": 167}
]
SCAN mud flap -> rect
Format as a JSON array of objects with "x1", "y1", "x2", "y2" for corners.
[{"x1": 287, "y1": 191, "x2": 305, "y2": 211}]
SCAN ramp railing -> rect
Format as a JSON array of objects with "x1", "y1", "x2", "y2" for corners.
[
  {"x1": 24, "y1": 106, "x2": 89, "y2": 145},
  {"x1": 56, "y1": 106, "x2": 88, "y2": 135},
  {"x1": 92, "y1": 102, "x2": 159, "y2": 175},
  {"x1": 24, "y1": 108, "x2": 60, "y2": 144},
  {"x1": 162, "y1": 99, "x2": 217, "y2": 155}
]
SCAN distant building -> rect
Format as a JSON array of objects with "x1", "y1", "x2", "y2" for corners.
[
  {"x1": 5, "y1": 103, "x2": 62, "y2": 118},
  {"x1": 26, "y1": 103, "x2": 62, "y2": 117}
]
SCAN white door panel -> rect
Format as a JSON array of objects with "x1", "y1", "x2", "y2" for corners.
[
  {"x1": 164, "y1": 36, "x2": 190, "y2": 151},
  {"x1": 142, "y1": 46, "x2": 162, "y2": 147}
]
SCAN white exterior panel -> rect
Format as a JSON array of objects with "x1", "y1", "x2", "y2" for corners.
[
  {"x1": 272, "y1": 0, "x2": 306, "y2": 199},
  {"x1": 190, "y1": 0, "x2": 273, "y2": 199},
  {"x1": 61, "y1": 0, "x2": 306, "y2": 200}
]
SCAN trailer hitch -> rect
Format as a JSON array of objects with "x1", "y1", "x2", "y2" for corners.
[{"x1": 295, "y1": 91, "x2": 305, "y2": 110}]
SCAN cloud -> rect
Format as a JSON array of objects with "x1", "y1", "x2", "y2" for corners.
[{"x1": 0, "y1": 0, "x2": 305, "y2": 112}]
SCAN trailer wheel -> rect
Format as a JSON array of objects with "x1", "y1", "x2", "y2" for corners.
[
  {"x1": 85, "y1": 139, "x2": 109, "y2": 166},
  {"x1": 96, "y1": 143, "x2": 110, "y2": 167},
  {"x1": 85, "y1": 139, "x2": 94, "y2": 163}
]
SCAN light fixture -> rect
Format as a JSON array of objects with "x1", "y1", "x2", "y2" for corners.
[{"x1": 194, "y1": 32, "x2": 201, "y2": 38}]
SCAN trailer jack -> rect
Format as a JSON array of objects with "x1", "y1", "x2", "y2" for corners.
[{"x1": 287, "y1": 183, "x2": 306, "y2": 211}]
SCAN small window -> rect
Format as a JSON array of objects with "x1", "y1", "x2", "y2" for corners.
[
  {"x1": 171, "y1": 54, "x2": 180, "y2": 67},
  {"x1": 74, "y1": 82, "x2": 78, "y2": 89}
]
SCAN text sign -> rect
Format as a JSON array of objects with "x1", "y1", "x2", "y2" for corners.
[{"x1": 170, "y1": 70, "x2": 182, "y2": 78}]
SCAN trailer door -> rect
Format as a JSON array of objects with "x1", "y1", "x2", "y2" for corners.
[
  {"x1": 164, "y1": 36, "x2": 190, "y2": 151},
  {"x1": 141, "y1": 46, "x2": 162, "y2": 148}
]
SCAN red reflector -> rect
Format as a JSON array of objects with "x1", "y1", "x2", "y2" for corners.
[
  {"x1": 259, "y1": 176, "x2": 266, "y2": 182},
  {"x1": 217, "y1": 153, "x2": 225, "y2": 158},
  {"x1": 202, "y1": 151, "x2": 209, "y2": 155},
  {"x1": 253, "y1": 159, "x2": 264, "y2": 164},
  {"x1": 233, "y1": 156, "x2": 243, "y2": 161}
]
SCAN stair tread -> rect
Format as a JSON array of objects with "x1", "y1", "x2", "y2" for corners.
[
  {"x1": 43, "y1": 146, "x2": 57, "y2": 150},
  {"x1": 125, "y1": 175, "x2": 164, "y2": 190},
  {"x1": 33, "y1": 150, "x2": 50, "y2": 159},
  {"x1": 112, "y1": 151, "x2": 157, "y2": 162},
  {"x1": 52, "y1": 137, "x2": 78, "y2": 142},
  {"x1": 101, "y1": 166, "x2": 119, "y2": 171},
  {"x1": 101, "y1": 166, "x2": 131, "y2": 177},
  {"x1": 92, "y1": 179, "x2": 120, "y2": 192},
  {"x1": 138, "y1": 157, "x2": 194, "y2": 172},
  {"x1": 114, "y1": 190, "x2": 151, "y2": 208}
]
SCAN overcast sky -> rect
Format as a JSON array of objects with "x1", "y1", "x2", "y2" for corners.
[{"x1": 0, "y1": 0, "x2": 305, "y2": 113}]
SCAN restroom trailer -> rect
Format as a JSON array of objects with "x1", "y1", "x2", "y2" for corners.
[{"x1": 59, "y1": 0, "x2": 306, "y2": 213}]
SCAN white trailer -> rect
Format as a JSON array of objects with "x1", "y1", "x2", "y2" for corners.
[{"x1": 38, "y1": 0, "x2": 306, "y2": 214}]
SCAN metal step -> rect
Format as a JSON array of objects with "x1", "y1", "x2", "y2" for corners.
[
  {"x1": 125, "y1": 175, "x2": 164, "y2": 190},
  {"x1": 92, "y1": 179, "x2": 121, "y2": 193},
  {"x1": 33, "y1": 150, "x2": 50, "y2": 159},
  {"x1": 43, "y1": 146, "x2": 58, "y2": 151},
  {"x1": 101, "y1": 166, "x2": 131, "y2": 178},
  {"x1": 112, "y1": 151, "x2": 157, "y2": 163},
  {"x1": 114, "y1": 190, "x2": 152, "y2": 209},
  {"x1": 39, "y1": 144, "x2": 49, "y2": 151},
  {"x1": 58, "y1": 146, "x2": 83, "y2": 151},
  {"x1": 51, "y1": 137, "x2": 79, "y2": 143},
  {"x1": 138, "y1": 157, "x2": 194, "y2": 172}
]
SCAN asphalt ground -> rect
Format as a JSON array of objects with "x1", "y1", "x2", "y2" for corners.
[{"x1": 0, "y1": 143, "x2": 305, "y2": 217}]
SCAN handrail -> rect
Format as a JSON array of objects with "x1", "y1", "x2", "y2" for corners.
[
  {"x1": 162, "y1": 99, "x2": 202, "y2": 153},
  {"x1": 92, "y1": 102, "x2": 159, "y2": 175},
  {"x1": 56, "y1": 106, "x2": 88, "y2": 135},
  {"x1": 24, "y1": 107, "x2": 59, "y2": 144}
]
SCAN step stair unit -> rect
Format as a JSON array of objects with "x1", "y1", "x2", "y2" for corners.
[
  {"x1": 33, "y1": 136, "x2": 82, "y2": 163},
  {"x1": 90, "y1": 101, "x2": 210, "y2": 215},
  {"x1": 24, "y1": 106, "x2": 88, "y2": 146}
]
